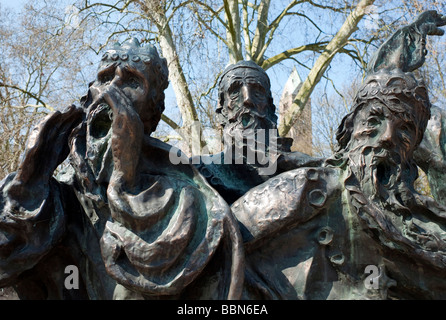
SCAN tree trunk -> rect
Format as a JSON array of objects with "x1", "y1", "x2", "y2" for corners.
[
  {"x1": 140, "y1": 0, "x2": 204, "y2": 156},
  {"x1": 250, "y1": 0, "x2": 271, "y2": 63},
  {"x1": 224, "y1": 0, "x2": 243, "y2": 63}
]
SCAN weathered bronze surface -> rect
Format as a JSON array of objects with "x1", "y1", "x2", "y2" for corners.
[
  {"x1": 1, "y1": 11, "x2": 446, "y2": 300},
  {"x1": 231, "y1": 11, "x2": 446, "y2": 299},
  {"x1": 191, "y1": 60, "x2": 322, "y2": 204},
  {"x1": 0, "y1": 39, "x2": 244, "y2": 299},
  {"x1": 414, "y1": 105, "x2": 446, "y2": 206}
]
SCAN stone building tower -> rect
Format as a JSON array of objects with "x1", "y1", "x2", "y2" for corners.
[{"x1": 278, "y1": 67, "x2": 313, "y2": 155}]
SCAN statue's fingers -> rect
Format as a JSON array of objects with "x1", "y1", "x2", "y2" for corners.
[
  {"x1": 102, "y1": 85, "x2": 132, "y2": 113},
  {"x1": 59, "y1": 105, "x2": 84, "y2": 127},
  {"x1": 437, "y1": 14, "x2": 446, "y2": 27},
  {"x1": 15, "y1": 110, "x2": 68, "y2": 183},
  {"x1": 428, "y1": 26, "x2": 445, "y2": 36},
  {"x1": 422, "y1": 22, "x2": 445, "y2": 36}
]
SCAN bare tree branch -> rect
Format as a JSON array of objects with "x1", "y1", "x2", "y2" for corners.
[
  {"x1": 0, "y1": 83, "x2": 53, "y2": 112},
  {"x1": 279, "y1": 0, "x2": 376, "y2": 137}
]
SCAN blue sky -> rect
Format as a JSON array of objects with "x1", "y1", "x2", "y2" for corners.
[
  {"x1": 1, "y1": 0, "x2": 26, "y2": 10},
  {"x1": 0, "y1": 0, "x2": 359, "y2": 104},
  {"x1": 0, "y1": 0, "x2": 386, "y2": 156}
]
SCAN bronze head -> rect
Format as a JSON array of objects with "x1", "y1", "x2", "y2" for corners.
[
  {"x1": 217, "y1": 60, "x2": 277, "y2": 131},
  {"x1": 336, "y1": 68, "x2": 431, "y2": 155},
  {"x1": 87, "y1": 38, "x2": 169, "y2": 134}
]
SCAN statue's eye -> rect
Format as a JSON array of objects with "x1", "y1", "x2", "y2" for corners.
[
  {"x1": 229, "y1": 90, "x2": 240, "y2": 100},
  {"x1": 228, "y1": 81, "x2": 242, "y2": 101},
  {"x1": 367, "y1": 116, "x2": 380, "y2": 127},
  {"x1": 400, "y1": 123, "x2": 411, "y2": 133},
  {"x1": 398, "y1": 123, "x2": 415, "y2": 147},
  {"x1": 99, "y1": 73, "x2": 113, "y2": 84},
  {"x1": 253, "y1": 87, "x2": 266, "y2": 101}
]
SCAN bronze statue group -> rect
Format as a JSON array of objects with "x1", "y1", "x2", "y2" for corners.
[{"x1": 1, "y1": 11, "x2": 446, "y2": 300}]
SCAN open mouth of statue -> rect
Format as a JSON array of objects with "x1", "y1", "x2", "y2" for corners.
[
  {"x1": 376, "y1": 162, "x2": 393, "y2": 186},
  {"x1": 369, "y1": 147, "x2": 399, "y2": 187},
  {"x1": 241, "y1": 114, "x2": 251, "y2": 127},
  {"x1": 89, "y1": 103, "x2": 113, "y2": 139}
]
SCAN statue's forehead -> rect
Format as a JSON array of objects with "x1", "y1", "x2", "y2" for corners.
[
  {"x1": 354, "y1": 99, "x2": 418, "y2": 127},
  {"x1": 97, "y1": 49, "x2": 153, "y2": 73},
  {"x1": 223, "y1": 68, "x2": 269, "y2": 87},
  {"x1": 358, "y1": 100, "x2": 387, "y2": 113},
  {"x1": 227, "y1": 67, "x2": 265, "y2": 78}
]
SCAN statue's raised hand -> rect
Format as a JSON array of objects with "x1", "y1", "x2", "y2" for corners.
[
  {"x1": 415, "y1": 10, "x2": 446, "y2": 36},
  {"x1": 7, "y1": 105, "x2": 84, "y2": 206},
  {"x1": 368, "y1": 10, "x2": 446, "y2": 73},
  {"x1": 88, "y1": 69, "x2": 144, "y2": 189}
]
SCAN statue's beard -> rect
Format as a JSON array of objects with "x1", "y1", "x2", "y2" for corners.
[
  {"x1": 222, "y1": 107, "x2": 278, "y2": 166},
  {"x1": 345, "y1": 144, "x2": 446, "y2": 270},
  {"x1": 85, "y1": 102, "x2": 114, "y2": 184},
  {"x1": 347, "y1": 144, "x2": 409, "y2": 210}
]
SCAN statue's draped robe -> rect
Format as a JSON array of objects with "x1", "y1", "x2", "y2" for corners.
[
  {"x1": 0, "y1": 119, "x2": 244, "y2": 300},
  {"x1": 231, "y1": 166, "x2": 446, "y2": 300}
]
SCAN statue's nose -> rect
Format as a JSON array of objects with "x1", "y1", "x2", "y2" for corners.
[
  {"x1": 110, "y1": 66, "x2": 124, "y2": 86},
  {"x1": 242, "y1": 86, "x2": 254, "y2": 108},
  {"x1": 379, "y1": 122, "x2": 396, "y2": 149}
]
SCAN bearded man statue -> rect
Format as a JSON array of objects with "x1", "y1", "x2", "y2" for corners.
[
  {"x1": 0, "y1": 38, "x2": 244, "y2": 300},
  {"x1": 230, "y1": 11, "x2": 446, "y2": 300},
  {"x1": 191, "y1": 60, "x2": 322, "y2": 204}
]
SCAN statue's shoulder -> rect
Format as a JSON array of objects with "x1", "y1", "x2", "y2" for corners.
[
  {"x1": 231, "y1": 166, "x2": 343, "y2": 247},
  {"x1": 262, "y1": 166, "x2": 342, "y2": 194}
]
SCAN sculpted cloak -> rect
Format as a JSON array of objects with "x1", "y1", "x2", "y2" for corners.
[{"x1": 0, "y1": 109, "x2": 244, "y2": 300}]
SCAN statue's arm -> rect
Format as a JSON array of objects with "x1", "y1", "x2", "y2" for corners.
[
  {"x1": 277, "y1": 151, "x2": 324, "y2": 172},
  {"x1": 6, "y1": 105, "x2": 83, "y2": 206},
  {"x1": 231, "y1": 167, "x2": 340, "y2": 251},
  {"x1": 368, "y1": 10, "x2": 446, "y2": 73},
  {"x1": 95, "y1": 82, "x2": 144, "y2": 190},
  {"x1": 414, "y1": 105, "x2": 446, "y2": 206},
  {"x1": 0, "y1": 106, "x2": 83, "y2": 286}
]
